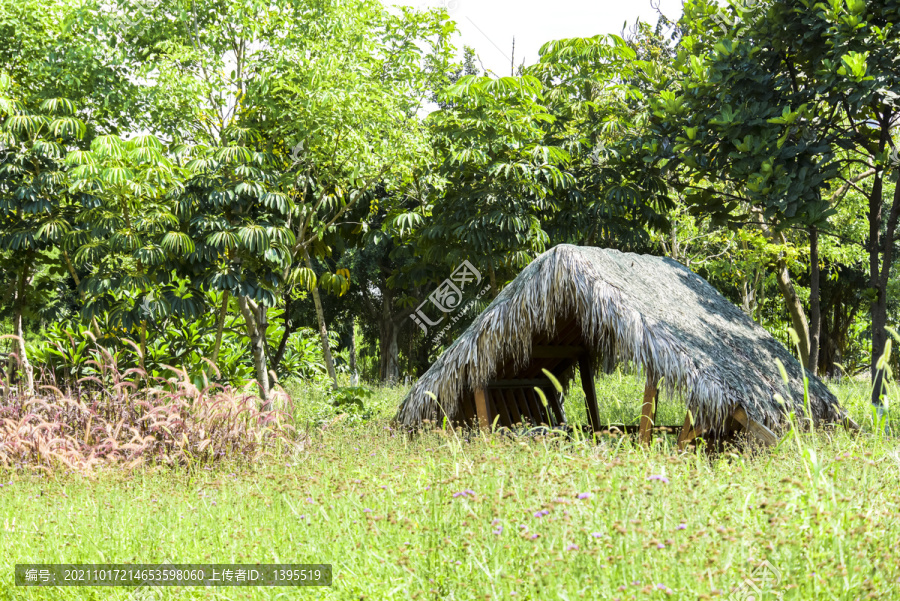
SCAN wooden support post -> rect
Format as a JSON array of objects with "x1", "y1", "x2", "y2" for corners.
[
  {"x1": 474, "y1": 388, "x2": 490, "y2": 430},
  {"x1": 547, "y1": 390, "x2": 566, "y2": 427},
  {"x1": 639, "y1": 377, "x2": 658, "y2": 445},
  {"x1": 578, "y1": 354, "x2": 601, "y2": 434},
  {"x1": 732, "y1": 405, "x2": 779, "y2": 446},
  {"x1": 676, "y1": 410, "x2": 704, "y2": 450},
  {"x1": 843, "y1": 414, "x2": 861, "y2": 433}
]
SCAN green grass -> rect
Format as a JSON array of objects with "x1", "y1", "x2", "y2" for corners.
[{"x1": 1, "y1": 376, "x2": 899, "y2": 600}]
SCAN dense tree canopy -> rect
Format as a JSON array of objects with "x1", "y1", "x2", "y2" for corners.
[{"x1": 0, "y1": 0, "x2": 896, "y2": 409}]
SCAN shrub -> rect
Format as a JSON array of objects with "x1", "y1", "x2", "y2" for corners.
[{"x1": 0, "y1": 348, "x2": 300, "y2": 473}]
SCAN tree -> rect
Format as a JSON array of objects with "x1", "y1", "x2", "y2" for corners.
[
  {"x1": 255, "y1": 2, "x2": 455, "y2": 387},
  {"x1": 94, "y1": 0, "x2": 453, "y2": 394},
  {"x1": 529, "y1": 30, "x2": 674, "y2": 249},
  {"x1": 0, "y1": 81, "x2": 87, "y2": 394},
  {"x1": 658, "y1": 0, "x2": 900, "y2": 399},
  {"x1": 65, "y1": 133, "x2": 188, "y2": 373},
  {"x1": 771, "y1": 0, "x2": 900, "y2": 403},
  {"x1": 174, "y1": 132, "x2": 294, "y2": 403},
  {"x1": 423, "y1": 74, "x2": 573, "y2": 287}
]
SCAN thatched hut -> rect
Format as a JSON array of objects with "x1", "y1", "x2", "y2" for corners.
[{"x1": 395, "y1": 245, "x2": 849, "y2": 446}]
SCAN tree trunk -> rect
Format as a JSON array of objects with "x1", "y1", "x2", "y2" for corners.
[
  {"x1": 303, "y1": 248, "x2": 338, "y2": 388},
  {"x1": 808, "y1": 226, "x2": 821, "y2": 376},
  {"x1": 271, "y1": 294, "x2": 293, "y2": 372},
  {"x1": 211, "y1": 289, "x2": 230, "y2": 368},
  {"x1": 349, "y1": 318, "x2": 359, "y2": 386},
  {"x1": 237, "y1": 295, "x2": 271, "y2": 407},
  {"x1": 380, "y1": 326, "x2": 400, "y2": 384},
  {"x1": 870, "y1": 293, "x2": 889, "y2": 408},
  {"x1": 488, "y1": 260, "x2": 499, "y2": 298},
  {"x1": 870, "y1": 170, "x2": 900, "y2": 407},
  {"x1": 255, "y1": 300, "x2": 270, "y2": 367},
  {"x1": 774, "y1": 252, "x2": 811, "y2": 369},
  {"x1": 754, "y1": 214, "x2": 812, "y2": 366},
  {"x1": 14, "y1": 265, "x2": 34, "y2": 396},
  {"x1": 139, "y1": 320, "x2": 147, "y2": 374},
  {"x1": 378, "y1": 290, "x2": 400, "y2": 384},
  {"x1": 62, "y1": 249, "x2": 103, "y2": 339}
]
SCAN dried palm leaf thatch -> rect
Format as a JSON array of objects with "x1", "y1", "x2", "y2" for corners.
[{"x1": 395, "y1": 244, "x2": 846, "y2": 433}]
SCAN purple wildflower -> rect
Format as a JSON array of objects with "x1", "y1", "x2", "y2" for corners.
[
  {"x1": 533, "y1": 509, "x2": 550, "y2": 518},
  {"x1": 577, "y1": 493, "x2": 592, "y2": 500},
  {"x1": 591, "y1": 532, "x2": 603, "y2": 538},
  {"x1": 493, "y1": 526, "x2": 503, "y2": 535},
  {"x1": 529, "y1": 534, "x2": 539, "y2": 540},
  {"x1": 657, "y1": 543, "x2": 665, "y2": 549},
  {"x1": 566, "y1": 544, "x2": 579, "y2": 551},
  {"x1": 647, "y1": 475, "x2": 670, "y2": 484},
  {"x1": 363, "y1": 508, "x2": 373, "y2": 513},
  {"x1": 676, "y1": 523, "x2": 687, "y2": 530}
]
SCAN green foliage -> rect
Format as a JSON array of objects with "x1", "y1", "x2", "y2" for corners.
[
  {"x1": 65, "y1": 133, "x2": 190, "y2": 326},
  {"x1": 29, "y1": 290, "x2": 334, "y2": 390},
  {"x1": 177, "y1": 135, "x2": 294, "y2": 308},
  {"x1": 0, "y1": 0, "x2": 897, "y2": 406},
  {"x1": 329, "y1": 385, "x2": 375, "y2": 417},
  {"x1": 422, "y1": 73, "x2": 573, "y2": 277}
]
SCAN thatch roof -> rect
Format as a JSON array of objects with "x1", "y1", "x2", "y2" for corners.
[{"x1": 395, "y1": 244, "x2": 846, "y2": 433}]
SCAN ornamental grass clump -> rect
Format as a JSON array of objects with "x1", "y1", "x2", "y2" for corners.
[{"x1": 0, "y1": 345, "x2": 298, "y2": 472}]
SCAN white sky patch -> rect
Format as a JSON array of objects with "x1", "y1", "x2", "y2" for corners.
[{"x1": 386, "y1": 0, "x2": 684, "y2": 76}]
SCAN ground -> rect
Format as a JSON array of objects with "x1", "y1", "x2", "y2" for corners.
[{"x1": 0, "y1": 374, "x2": 898, "y2": 600}]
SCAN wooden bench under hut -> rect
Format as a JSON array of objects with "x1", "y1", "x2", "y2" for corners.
[{"x1": 394, "y1": 245, "x2": 851, "y2": 448}]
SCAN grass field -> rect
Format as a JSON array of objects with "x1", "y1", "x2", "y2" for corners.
[{"x1": 1, "y1": 372, "x2": 899, "y2": 600}]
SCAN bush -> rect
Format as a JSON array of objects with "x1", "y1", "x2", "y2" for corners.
[{"x1": 0, "y1": 350, "x2": 299, "y2": 473}]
